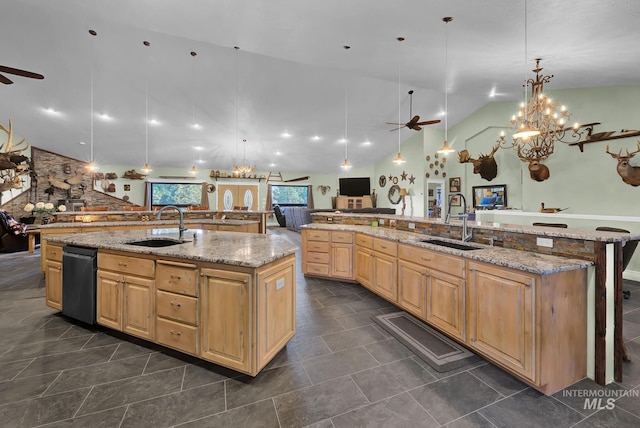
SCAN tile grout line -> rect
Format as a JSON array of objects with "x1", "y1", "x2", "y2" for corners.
[{"x1": 71, "y1": 385, "x2": 95, "y2": 419}]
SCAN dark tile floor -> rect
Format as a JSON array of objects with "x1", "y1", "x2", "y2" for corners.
[{"x1": 1, "y1": 228, "x2": 639, "y2": 427}]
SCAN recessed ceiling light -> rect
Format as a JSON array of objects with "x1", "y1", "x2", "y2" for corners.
[
  {"x1": 193, "y1": 146, "x2": 204, "y2": 151},
  {"x1": 339, "y1": 138, "x2": 347, "y2": 143},
  {"x1": 79, "y1": 141, "x2": 86, "y2": 145},
  {"x1": 275, "y1": 151, "x2": 282, "y2": 156},
  {"x1": 98, "y1": 113, "x2": 113, "y2": 121},
  {"x1": 362, "y1": 140, "x2": 372, "y2": 146},
  {"x1": 489, "y1": 87, "x2": 497, "y2": 98},
  {"x1": 312, "y1": 135, "x2": 321, "y2": 141},
  {"x1": 281, "y1": 131, "x2": 292, "y2": 138},
  {"x1": 192, "y1": 123, "x2": 201, "y2": 129},
  {"x1": 438, "y1": 110, "x2": 447, "y2": 117},
  {"x1": 43, "y1": 107, "x2": 60, "y2": 115},
  {"x1": 197, "y1": 159, "x2": 205, "y2": 164},
  {"x1": 269, "y1": 163, "x2": 276, "y2": 167},
  {"x1": 149, "y1": 119, "x2": 160, "y2": 125}
]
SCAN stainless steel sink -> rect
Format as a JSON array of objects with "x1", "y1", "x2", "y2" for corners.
[
  {"x1": 420, "y1": 239, "x2": 482, "y2": 251},
  {"x1": 126, "y1": 238, "x2": 185, "y2": 247}
]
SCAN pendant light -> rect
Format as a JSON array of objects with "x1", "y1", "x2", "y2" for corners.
[
  {"x1": 141, "y1": 40, "x2": 152, "y2": 173},
  {"x1": 392, "y1": 37, "x2": 406, "y2": 164},
  {"x1": 85, "y1": 29, "x2": 99, "y2": 172},
  {"x1": 232, "y1": 47, "x2": 241, "y2": 177},
  {"x1": 512, "y1": 0, "x2": 541, "y2": 140},
  {"x1": 341, "y1": 45, "x2": 352, "y2": 169},
  {"x1": 437, "y1": 17, "x2": 456, "y2": 154},
  {"x1": 188, "y1": 50, "x2": 198, "y2": 174}
]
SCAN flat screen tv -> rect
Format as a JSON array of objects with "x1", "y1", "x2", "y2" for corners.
[
  {"x1": 339, "y1": 177, "x2": 371, "y2": 196},
  {"x1": 472, "y1": 184, "x2": 507, "y2": 210}
]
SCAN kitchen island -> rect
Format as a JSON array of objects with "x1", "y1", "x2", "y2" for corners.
[{"x1": 44, "y1": 228, "x2": 297, "y2": 376}]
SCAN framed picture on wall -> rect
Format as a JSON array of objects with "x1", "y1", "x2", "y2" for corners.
[
  {"x1": 449, "y1": 177, "x2": 460, "y2": 193},
  {"x1": 450, "y1": 194, "x2": 462, "y2": 207},
  {"x1": 428, "y1": 189, "x2": 434, "y2": 197}
]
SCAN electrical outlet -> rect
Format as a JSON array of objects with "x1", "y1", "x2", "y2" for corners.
[
  {"x1": 389, "y1": 219, "x2": 397, "y2": 227},
  {"x1": 408, "y1": 222, "x2": 416, "y2": 229},
  {"x1": 379, "y1": 219, "x2": 385, "y2": 225},
  {"x1": 537, "y1": 237, "x2": 554, "y2": 248},
  {"x1": 327, "y1": 217, "x2": 333, "y2": 222}
]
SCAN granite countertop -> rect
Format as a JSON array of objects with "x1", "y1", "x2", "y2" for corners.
[
  {"x1": 39, "y1": 219, "x2": 259, "y2": 229},
  {"x1": 45, "y1": 229, "x2": 297, "y2": 268},
  {"x1": 311, "y1": 212, "x2": 640, "y2": 243},
  {"x1": 55, "y1": 210, "x2": 272, "y2": 216},
  {"x1": 301, "y1": 223, "x2": 592, "y2": 275}
]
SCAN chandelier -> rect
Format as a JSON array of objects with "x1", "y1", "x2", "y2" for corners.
[
  {"x1": 497, "y1": 59, "x2": 582, "y2": 162},
  {"x1": 233, "y1": 139, "x2": 256, "y2": 177}
]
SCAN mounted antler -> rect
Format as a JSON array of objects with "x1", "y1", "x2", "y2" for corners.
[
  {"x1": 606, "y1": 142, "x2": 640, "y2": 186},
  {"x1": 0, "y1": 119, "x2": 29, "y2": 154},
  {"x1": 458, "y1": 145, "x2": 499, "y2": 181},
  {"x1": 517, "y1": 145, "x2": 550, "y2": 182}
]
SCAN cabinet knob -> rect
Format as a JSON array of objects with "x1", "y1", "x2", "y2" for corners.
[
  {"x1": 118, "y1": 262, "x2": 128, "y2": 267},
  {"x1": 170, "y1": 301, "x2": 182, "y2": 307},
  {"x1": 170, "y1": 330, "x2": 182, "y2": 336}
]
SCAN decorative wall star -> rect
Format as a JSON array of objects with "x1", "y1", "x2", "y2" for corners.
[
  {"x1": 401, "y1": 170, "x2": 408, "y2": 181},
  {"x1": 388, "y1": 174, "x2": 394, "y2": 182},
  {"x1": 409, "y1": 174, "x2": 416, "y2": 184}
]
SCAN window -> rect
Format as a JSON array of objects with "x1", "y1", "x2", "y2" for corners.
[
  {"x1": 271, "y1": 185, "x2": 309, "y2": 207},
  {"x1": 150, "y1": 182, "x2": 202, "y2": 207}
]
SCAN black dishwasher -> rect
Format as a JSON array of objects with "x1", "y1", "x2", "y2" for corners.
[{"x1": 62, "y1": 245, "x2": 98, "y2": 324}]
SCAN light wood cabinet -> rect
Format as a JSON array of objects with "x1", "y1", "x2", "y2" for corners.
[
  {"x1": 44, "y1": 242, "x2": 64, "y2": 310},
  {"x1": 302, "y1": 230, "x2": 354, "y2": 281},
  {"x1": 397, "y1": 259, "x2": 426, "y2": 319},
  {"x1": 467, "y1": 260, "x2": 587, "y2": 394},
  {"x1": 335, "y1": 196, "x2": 373, "y2": 210},
  {"x1": 155, "y1": 260, "x2": 199, "y2": 355},
  {"x1": 372, "y1": 238, "x2": 397, "y2": 303},
  {"x1": 398, "y1": 244, "x2": 466, "y2": 341},
  {"x1": 200, "y1": 267, "x2": 252, "y2": 373},
  {"x1": 97, "y1": 252, "x2": 155, "y2": 340}
]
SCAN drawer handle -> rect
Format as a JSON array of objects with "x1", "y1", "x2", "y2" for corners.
[
  {"x1": 170, "y1": 330, "x2": 182, "y2": 336},
  {"x1": 118, "y1": 262, "x2": 128, "y2": 267},
  {"x1": 170, "y1": 275, "x2": 182, "y2": 280},
  {"x1": 421, "y1": 256, "x2": 431, "y2": 261},
  {"x1": 380, "y1": 245, "x2": 387, "y2": 249},
  {"x1": 170, "y1": 301, "x2": 182, "y2": 307}
]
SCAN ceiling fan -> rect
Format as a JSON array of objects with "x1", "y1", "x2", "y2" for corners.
[
  {"x1": 387, "y1": 90, "x2": 440, "y2": 131},
  {"x1": 0, "y1": 65, "x2": 44, "y2": 85}
]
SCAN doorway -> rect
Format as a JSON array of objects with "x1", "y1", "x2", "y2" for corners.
[{"x1": 426, "y1": 179, "x2": 445, "y2": 220}]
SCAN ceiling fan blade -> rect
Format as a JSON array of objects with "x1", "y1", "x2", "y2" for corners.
[
  {"x1": 412, "y1": 125, "x2": 422, "y2": 131},
  {"x1": 0, "y1": 65, "x2": 44, "y2": 80},
  {"x1": 388, "y1": 126, "x2": 404, "y2": 132},
  {"x1": 0, "y1": 73, "x2": 14, "y2": 85},
  {"x1": 415, "y1": 120, "x2": 441, "y2": 126},
  {"x1": 385, "y1": 122, "x2": 404, "y2": 125}
]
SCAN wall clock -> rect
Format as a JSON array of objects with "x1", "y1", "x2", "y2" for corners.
[{"x1": 207, "y1": 184, "x2": 216, "y2": 193}]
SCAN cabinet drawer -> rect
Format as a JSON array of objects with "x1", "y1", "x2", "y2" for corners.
[
  {"x1": 46, "y1": 244, "x2": 63, "y2": 262},
  {"x1": 156, "y1": 261, "x2": 199, "y2": 296},
  {"x1": 98, "y1": 253, "x2": 155, "y2": 278},
  {"x1": 355, "y1": 233, "x2": 373, "y2": 248},
  {"x1": 156, "y1": 290, "x2": 198, "y2": 325},
  {"x1": 156, "y1": 317, "x2": 198, "y2": 355},
  {"x1": 306, "y1": 241, "x2": 329, "y2": 253},
  {"x1": 373, "y1": 238, "x2": 397, "y2": 257},
  {"x1": 305, "y1": 262, "x2": 330, "y2": 276},
  {"x1": 306, "y1": 252, "x2": 330, "y2": 264},
  {"x1": 331, "y1": 231, "x2": 353, "y2": 244},
  {"x1": 306, "y1": 230, "x2": 329, "y2": 242},
  {"x1": 398, "y1": 244, "x2": 465, "y2": 278}
]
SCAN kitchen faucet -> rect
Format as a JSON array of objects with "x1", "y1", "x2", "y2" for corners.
[
  {"x1": 445, "y1": 192, "x2": 473, "y2": 242},
  {"x1": 156, "y1": 205, "x2": 187, "y2": 240}
]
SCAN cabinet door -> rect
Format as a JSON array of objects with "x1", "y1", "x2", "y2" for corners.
[
  {"x1": 331, "y1": 243, "x2": 353, "y2": 279},
  {"x1": 97, "y1": 270, "x2": 122, "y2": 330},
  {"x1": 426, "y1": 269, "x2": 465, "y2": 341},
  {"x1": 123, "y1": 275, "x2": 155, "y2": 340},
  {"x1": 355, "y1": 247, "x2": 373, "y2": 289},
  {"x1": 200, "y1": 268, "x2": 252, "y2": 373},
  {"x1": 373, "y1": 253, "x2": 397, "y2": 302},
  {"x1": 45, "y1": 260, "x2": 62, "y2": 310},
  {"x1": 467, "y1": 262, "x2": 535, "y2": 380},
  {"x1": 397, "y1": 260, "x2": 426, "y2": 319},
  {"x1": 257, "y1": 257, "x2": 296, "y2": 370}
]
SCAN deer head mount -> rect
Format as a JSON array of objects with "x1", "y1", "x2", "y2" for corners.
[
  {"x1": 517, "y1": 142, "x2": 552, "y2": 182},
  {"x1": 458, "y1": 145, "x2": 499, "y2": 181},
  {"x1": 606, "y1": 142, "x2": 640, "y2": 186}
]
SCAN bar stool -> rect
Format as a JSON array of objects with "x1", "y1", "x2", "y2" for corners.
[{"x1": 596, "y1": 226, "x2": 638, "y2": 299}]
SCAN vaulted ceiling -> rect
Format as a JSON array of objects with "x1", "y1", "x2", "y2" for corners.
[{"x1": 2, "y1": 0, "x2": 639, "y2": 174}]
